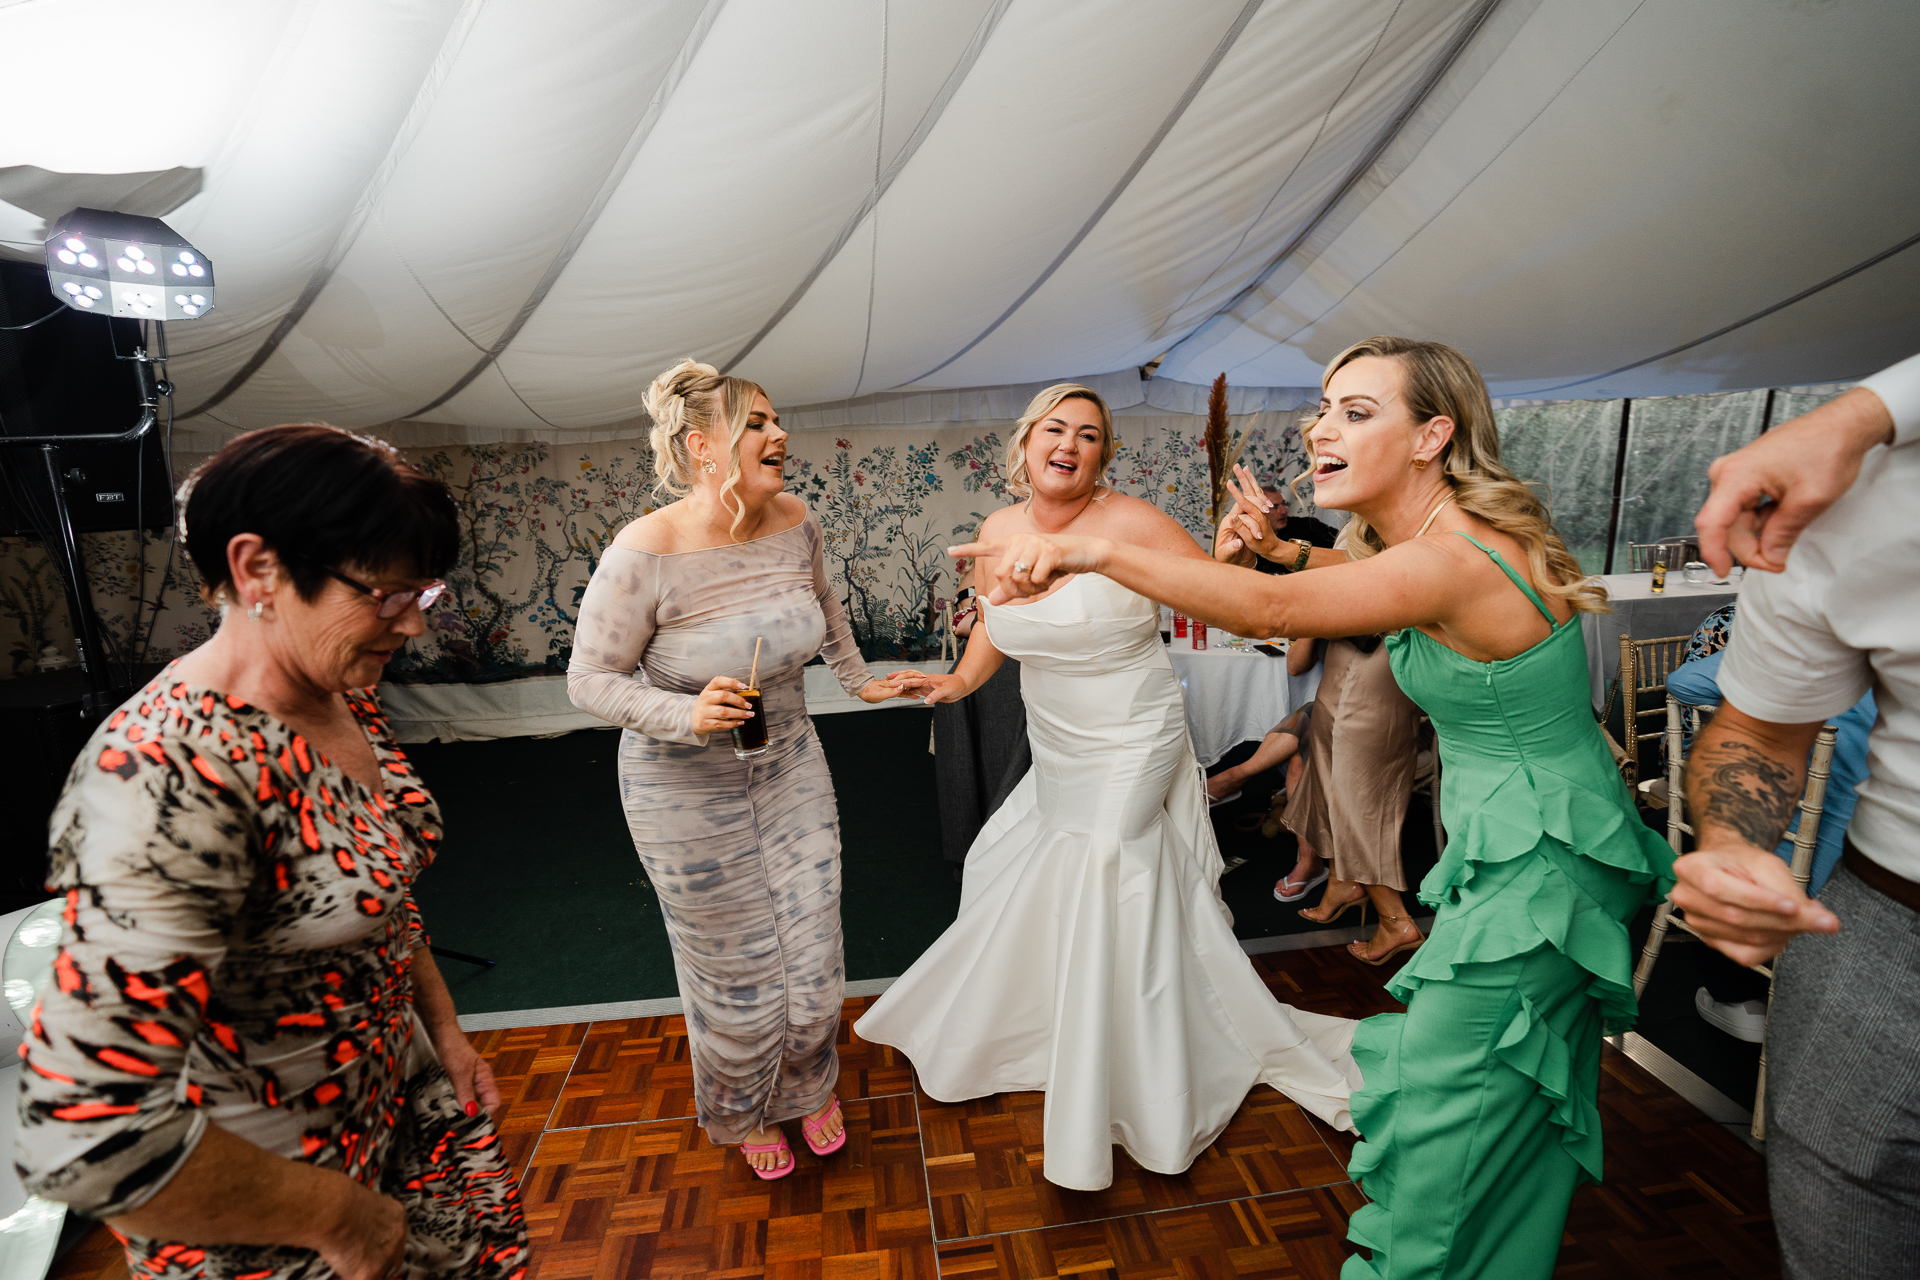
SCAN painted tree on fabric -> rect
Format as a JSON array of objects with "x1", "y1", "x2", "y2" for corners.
[{"x1": 790, "y1": 438, "x2": 951, "y2": 661}]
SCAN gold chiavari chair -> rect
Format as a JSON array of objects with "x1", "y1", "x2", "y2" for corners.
[
  {"x1": 1610, "y1": 633, "x2": 1692, "y2": 791},
  {"x1": 1626, "y1": 537, "x2": 1700, "y2": 573},
  {"x1": 1628, "y1": 696, "x2": 1838, "y2": 1139}
]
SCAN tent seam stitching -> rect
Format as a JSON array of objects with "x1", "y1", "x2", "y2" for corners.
[
  {"x1": 1149, "y1": 0, "x2": 1407, "y2": 345},
  {"x1": 400, "y1": 0, "x2": 733, "y2": 423},
  {"x1": 719, "y1": 0, "x2": 1017, "y2": 376},
  {"x1": 176, "y1": 0, "x2": 492, "y2": 419},
  {"x1": 1159, "y1": 0, "x2": 1512, "y2": 382},
  {"x1": 901, "y1": 0, "x2": 1267, "y2": 390},
  {"x1": 1235, "y1": 0, "x2": 1649, "y2": 375}
]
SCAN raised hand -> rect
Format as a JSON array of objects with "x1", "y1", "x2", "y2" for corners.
[{"x1": 1694, "y1": 385, "x2": 1893, "y2": 574}]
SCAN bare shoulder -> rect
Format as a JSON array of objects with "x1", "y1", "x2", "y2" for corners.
[
  {"x1": 977, "y1": 502, "x2": 1025, "y2": 542},
  {"x1": 1091, "y1": 490, "x2": 1206, "y2": 556},
  {"x1": 773, "y1": 492, "x2": 812, "y2": 531},
  {"x1": 612, "y1": 504, "x2": 686, "y2": 554}
]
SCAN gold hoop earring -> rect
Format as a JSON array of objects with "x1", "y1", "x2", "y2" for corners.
[
  {"x1": 702, "y1": 459, "x2": 718, "y2": 475},
  {"x1": 1412, "y1": 458, "x2": 1429, "y2": 470}
]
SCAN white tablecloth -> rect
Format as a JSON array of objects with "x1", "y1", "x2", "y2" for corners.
[
  {"x1": 1168, "y1": 642, "x2": 1322, "y2": 769},
  {"x1": 1579, "y1": 573, "x2": 1742, "y2": 712}
]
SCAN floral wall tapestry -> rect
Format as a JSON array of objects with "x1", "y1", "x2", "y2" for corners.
[{"x1": 1, "y1": 411, "x2": 1318, "y2": 683}]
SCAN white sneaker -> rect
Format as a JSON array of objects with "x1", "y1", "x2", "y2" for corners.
[{"x1": 1694, "y1": 987, "x2": 1767, "y2": 1043}]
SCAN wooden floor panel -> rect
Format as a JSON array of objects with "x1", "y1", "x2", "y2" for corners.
[
  {"x1": 48, "y1": 946, "x2": 1782, "y2": 1278},
  {"x1": 934, "y1": 1185, "x2": 1366, "y2": 1280},
  {"x1": 469, "y1": 1020, "x2": 591, "y2": 1175},
  {"x1": 550, "y1": 996, "x2": 914, "y2": 1130},
  {"x1": 918, "y1": 1082, "x2": 1350, "y2": 1241},
  {"x1": 519, "y1": 1095, "x2": 937, "y2": 1279}
]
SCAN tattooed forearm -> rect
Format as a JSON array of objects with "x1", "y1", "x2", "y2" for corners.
[{"x1": 1689, "y1": 737, "x2": 1800, "y2": 850}]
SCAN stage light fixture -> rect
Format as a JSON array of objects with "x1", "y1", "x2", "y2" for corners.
[{"x1": 42, "y1": 207, "x2": 214, "y2": 322}]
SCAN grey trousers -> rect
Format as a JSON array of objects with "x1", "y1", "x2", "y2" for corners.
[{"x1": 1767, "y1": 863, "x2": 1920, "y2": 1277}]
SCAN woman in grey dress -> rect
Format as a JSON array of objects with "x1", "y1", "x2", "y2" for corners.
[{"x1": 568, "y1": 360, "x2": 919, "y2": 1177}]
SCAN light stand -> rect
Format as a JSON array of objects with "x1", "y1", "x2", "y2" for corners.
[
  {"x1": 0, "y1": 207, "x2": 212, "y2": 717},
  {"x1": 0, "y1": 346, "x2": 165, "y2": 715}
]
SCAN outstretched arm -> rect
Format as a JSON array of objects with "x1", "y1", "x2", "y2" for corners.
[
  {"x1": 951, "y1": 531, "x2": 1457, "y2": 641},
  {"x1": 1669, "y1": 701, "x2": 1837, "y2": 964}
]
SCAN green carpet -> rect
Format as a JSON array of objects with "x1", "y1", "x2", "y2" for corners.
[
  {"x1": 404, "y1": 720, "x2": 1441, "y2": 1017},
  {"x1": 404, "y1": 709, "x2": 960, "y2": 1015}
]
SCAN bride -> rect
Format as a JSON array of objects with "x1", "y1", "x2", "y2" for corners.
[{"x1": 856, "y1": 384, "x2": 1359, "y2": 1191}]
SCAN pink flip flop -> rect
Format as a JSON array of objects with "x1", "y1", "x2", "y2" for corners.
[
  {"x1": 801, "y1": 1097, "x2": 848, "y2": 1157},
  {"x1": 742, "y1": 1130, "x2": 795, "y2": 1180}
]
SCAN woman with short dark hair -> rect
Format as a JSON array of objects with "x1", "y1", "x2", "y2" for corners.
[{"x1": 16, "y1": 425, "x2": 527, "y2": 1280}]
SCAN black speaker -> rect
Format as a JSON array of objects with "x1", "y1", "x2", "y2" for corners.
[{"x1": 0, "y1": 259, "x2": 173, "y2": 536}]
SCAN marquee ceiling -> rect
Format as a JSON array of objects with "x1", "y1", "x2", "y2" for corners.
[{"x1": 2, "y1": 0, "x2": 1915, "y2": 437}]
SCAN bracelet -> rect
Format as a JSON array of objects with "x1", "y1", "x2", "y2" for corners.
[{"x1": 1284, "y1": 539, "x2": 1311, "y2": 573}]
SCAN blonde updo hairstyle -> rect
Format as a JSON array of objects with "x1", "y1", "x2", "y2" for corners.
[
  {"x1": 1003, "y1": 383, "x2": 1116, "y2": 500},
  {"x1": 1310, "y1": 336, "x2": 1608, "y2": 614},
  {"x1": 644, "y1": 358, "x2": 772, "y2": 540}
]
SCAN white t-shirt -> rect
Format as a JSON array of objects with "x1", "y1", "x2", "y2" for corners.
[{"x1": 1718, "y1": 357, "x2": 1920, "y2": 877}]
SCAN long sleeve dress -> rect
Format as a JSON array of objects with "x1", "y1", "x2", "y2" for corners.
[
  {"x1": 566, "y1": 513, "x2": 876, "y2": 1145},
  {"x1": 15, "y1": 675, "x2": 528, "y2": 1280},
  {"x1": 1343, "y1": 535, "x2": 1673, "y2": 1278}
]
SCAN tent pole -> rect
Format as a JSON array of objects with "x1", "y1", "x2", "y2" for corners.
[{"x1": 1602, "y1": 399, "x2": 1632, "y2": 575}]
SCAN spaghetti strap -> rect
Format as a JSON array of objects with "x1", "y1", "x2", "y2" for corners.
[{"x1": 1452, "y1": 532, "x2": 1558, "y2": 626}]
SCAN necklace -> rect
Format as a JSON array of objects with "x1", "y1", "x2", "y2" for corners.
[
  {"x1": 1413, "y1": 493, "x2": 1456, "y2": 539},
  {"x1": 1026, "y1": 486, "x2": 1101, "y2": 534}
]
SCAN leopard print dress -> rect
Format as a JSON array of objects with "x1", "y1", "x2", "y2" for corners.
[{"x1": 14, "y1": 669, "x2": 528, "y2": 1280}]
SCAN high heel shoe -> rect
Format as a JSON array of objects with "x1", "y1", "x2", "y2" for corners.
[
  {"x1": 1349, "y1": 913, "x2": 1425, "y2": 966},
  {"x1": 1298, "y1": 894, "x2": 1367, "y2": 927}
]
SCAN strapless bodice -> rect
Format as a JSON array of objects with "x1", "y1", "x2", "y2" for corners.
[{"x1": 980, "y1": 574, "x2": 1163, "y2": 676}]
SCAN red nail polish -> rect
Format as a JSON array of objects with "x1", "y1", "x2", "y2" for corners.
[{"x1": 466, "y1": 1101, "x2": 479, "y2": 1117}]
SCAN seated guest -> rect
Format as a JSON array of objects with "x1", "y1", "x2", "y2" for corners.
[
  {"x1": 1211, "y1": 463, "x2": 1341, "y2": 573},
  {"x1": 1665, "y1": 617, "x2": 1874, "y2": 1043},
  {"x1": 16, "y1": 426, "x2": 527, "y2": 1279},
  {"x1": 933, "y1": 552, "x2": 1031, "y2": 872}
]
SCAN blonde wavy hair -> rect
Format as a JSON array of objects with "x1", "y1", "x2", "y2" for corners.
[
  {"x1": 642, "y1": 358, "x2": 771, "y2": 540},
  {"x1": 1310, "y1": 336, "x2": 1608, "y2": 614},
  {"x1": 1002, "y1": 384, "x2": 1116, "y2": 500}
]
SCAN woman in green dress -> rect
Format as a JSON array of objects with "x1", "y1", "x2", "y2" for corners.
[{"x1": 955, "y1": 335, "x2": 1673, "y2": 1278}]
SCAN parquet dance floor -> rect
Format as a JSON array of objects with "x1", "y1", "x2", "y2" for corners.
[{"x1": 51, "y1": 945, "x2": 1779, "y2": 1279}]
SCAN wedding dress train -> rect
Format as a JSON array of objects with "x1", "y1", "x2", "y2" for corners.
[{"x1": 855, "y1": 573, "x2": 1360, "y2": 1190}]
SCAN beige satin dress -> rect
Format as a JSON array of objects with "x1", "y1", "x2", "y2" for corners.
[{"x1": 1283, "y1": 637, "x2": 1422, "y2": 890}]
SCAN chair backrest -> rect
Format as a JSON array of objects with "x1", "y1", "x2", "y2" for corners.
[
  {"x1": 1627, "y1": 537, "x2": 1700, "y2": 573},
  {"x1": 1617, "y1": 633, "x2": 1692, "y2": 786},
  {"x1": 1664, "y1": 694, "x2": 1839, "y2": 881}
]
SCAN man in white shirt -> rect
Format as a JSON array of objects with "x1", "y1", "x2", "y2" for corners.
[{"x1": 1675, "y1": 352, "x2": 1920, "y2": 1277}]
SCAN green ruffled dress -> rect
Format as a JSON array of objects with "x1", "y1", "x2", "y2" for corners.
[{"x1": 1344, "y1": 535, "x2": 1674, "y2": 1278}]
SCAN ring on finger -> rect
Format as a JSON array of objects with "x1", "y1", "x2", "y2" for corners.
[{"x1": 1013, "y1": 561, "x2": 1031, "y2": 574}]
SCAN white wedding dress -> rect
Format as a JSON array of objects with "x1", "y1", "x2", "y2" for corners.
[{"x1": 854, "y1": 573, "x2": 1360, "y2": 1190}]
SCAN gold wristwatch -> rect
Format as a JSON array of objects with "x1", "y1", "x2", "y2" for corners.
[{"x1": 1284, "y1": 539, "x2": 1312, "y2": 573}]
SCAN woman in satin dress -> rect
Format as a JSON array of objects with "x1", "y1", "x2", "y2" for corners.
[{"x1": 855, "y1": 383, "x2": 1361, "y2": 1191}]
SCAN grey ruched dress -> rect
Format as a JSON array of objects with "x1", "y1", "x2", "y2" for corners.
[{"x1": 567, "y1": 514, "x2": 876, "y2": 1144}]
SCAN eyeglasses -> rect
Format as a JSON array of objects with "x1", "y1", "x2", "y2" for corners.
[{"x1": 316, "y1": 565, "x2": 448, "y2": 618}]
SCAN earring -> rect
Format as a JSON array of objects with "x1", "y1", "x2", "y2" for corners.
[
  {"x1": 1412, "y1": 457, "x2": 1429, "y2": 470},
  {"x1": 248, "y1": 599, "x2": 266, "y2": 621},
  {"x1": 702, "y1": 459, "x2": 718, "y2": 474}
]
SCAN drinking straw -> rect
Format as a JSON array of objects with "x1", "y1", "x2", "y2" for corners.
[{"x1": 749, "y1": 636, "x2": 763, "y2": 692}]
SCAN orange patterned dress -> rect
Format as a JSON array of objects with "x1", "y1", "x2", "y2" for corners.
[{"x1": 15, "y1": 669, "x2": 528, "y2": 1280}]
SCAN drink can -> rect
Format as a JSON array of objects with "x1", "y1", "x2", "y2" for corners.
[
  {"x1": 1192, "y1": 622, "x2": 1208, "y2": 650},
  {"x1": 1174, "y1": 612, "x2": 1188, "y2": 637}
]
